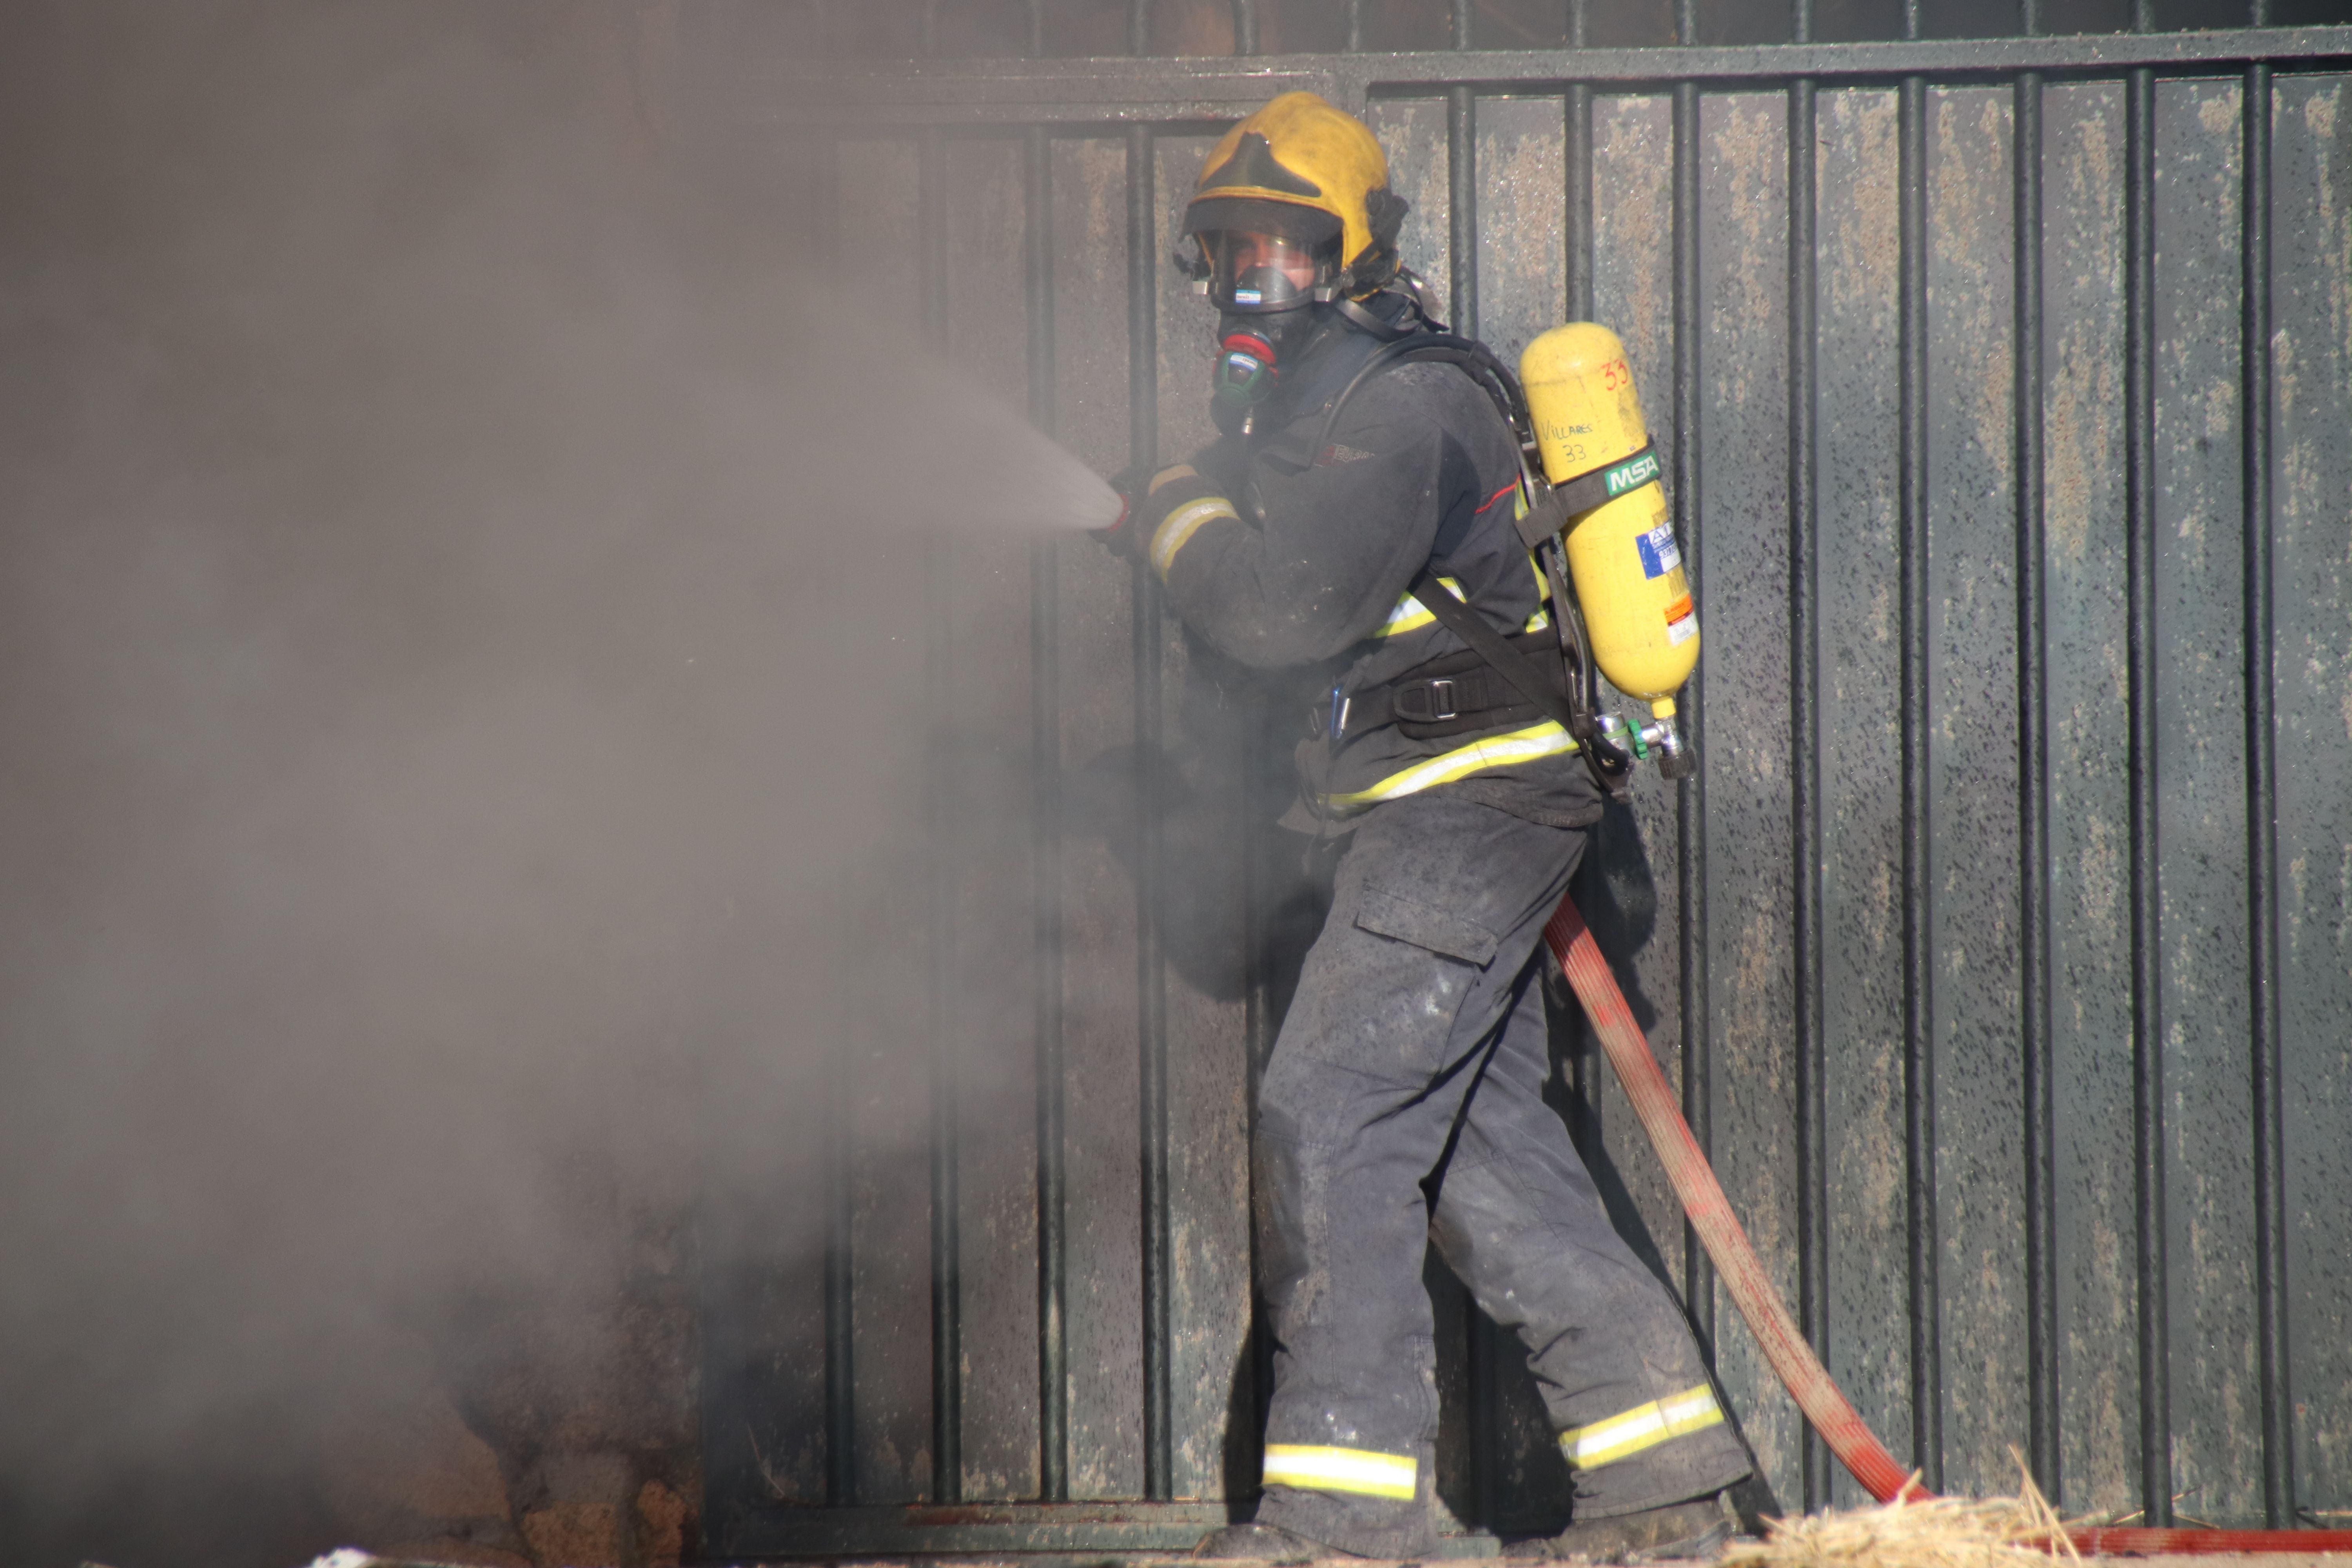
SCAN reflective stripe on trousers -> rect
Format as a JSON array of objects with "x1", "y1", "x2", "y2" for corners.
[
  {"x1": 1250, "y1": 796, "x2": 1749, "y2": 1553},
  {"x1": 1262, "y1": 1443, "x2": 1419, "y2": 1501},
  {"x1": 1558, "y1": 1383, "x2": 1727, "y2": 1470}
]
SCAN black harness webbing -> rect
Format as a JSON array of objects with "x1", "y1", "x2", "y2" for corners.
[
  {"x1": 1309, "y1": 321, "x2": 1636, "y2": 797},
  {"x1": 1546, "y1": 441, "x2": 1661, "y2": 518},
  {"x1": 1341, "y1": 627, "x2": 1565, "y2": 739},
  {"x1": 1401, "y1": 567, "x2": 1583, "y2": 739}
]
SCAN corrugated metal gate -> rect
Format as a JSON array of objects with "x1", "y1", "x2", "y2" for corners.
[{"x1": 686, "y1": 5, "x2": 2352, "y2": 1554}]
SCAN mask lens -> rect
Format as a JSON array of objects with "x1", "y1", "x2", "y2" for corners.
[{"x1": 1206, "y1": 231, "x2": 1330, "y2": 312}]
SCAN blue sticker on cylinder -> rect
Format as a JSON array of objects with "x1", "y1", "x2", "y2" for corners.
[{"x1": 1636, "y1": 524, "x2": 1682, "y2": 579}]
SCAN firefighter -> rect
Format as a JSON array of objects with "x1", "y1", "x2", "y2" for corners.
[{"x1": 1100, "y1": 93, "x2": 1751, "y2": 1562}]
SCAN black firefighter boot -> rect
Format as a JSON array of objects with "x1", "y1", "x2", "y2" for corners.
[
  {"x1": 1506, "y1": 1489, "x2": 1740, "y2": 1563},
  {"x1": 1193, "y1": 1521, "x2": 1362, "y2": 1561}
]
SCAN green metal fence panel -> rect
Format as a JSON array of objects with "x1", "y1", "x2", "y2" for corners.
[{"x1": 684, "y1": 10, "x2": 2352, "y2": 1552}]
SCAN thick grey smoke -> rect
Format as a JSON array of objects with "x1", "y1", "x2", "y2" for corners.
[{"x1": 0, "y1": 5, "x2": 1073, "y2": 1563}]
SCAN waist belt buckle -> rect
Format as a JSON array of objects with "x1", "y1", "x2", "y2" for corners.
[{"x1": 1428, "y1": 678, "x2": 1457, "y2": 722}]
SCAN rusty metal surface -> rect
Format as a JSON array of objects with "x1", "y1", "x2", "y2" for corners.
[
  {"x1": 685, "y1": 22, "x2": 2352, "y2": 1554},
  {"x1": 2273, "y1": 75, "x2": 2352, "y2": 1531},
  {"x1": 2153, "y1": 74, "x2": 2265, "y2": 1530},
  {"x1": 1051, "y1": 128, "x2": 1150, "y2": 1506},
  {"x1": 1584, "y1": 89, "x2": 1689, "y2": 1305},
  {"x1": 684, "y1": 29, "x2": 2352, "y2": 126},
  {"x1": 1698, "y1": 84, "x2": 1804, "y2": 1508},
  {"x1": 1811, "y1": 81, "x2": 1911, "y2": 1517},
  {"x1": 941, "y1": 131, "x2": 1049, "y2": 1506},
  {"x1": 1926, "y1": 81, "x2": 2030, "y2": 1502},
  {"x1": 2040, "y1": 77, "x2": 2146, "y2": 1523}
]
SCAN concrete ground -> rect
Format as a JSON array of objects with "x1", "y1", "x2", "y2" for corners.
[{"x1": 334, "y1": 1553, "x2": 2352, "y2": 1568}]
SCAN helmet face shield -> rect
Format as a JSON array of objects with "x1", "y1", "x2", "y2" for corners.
[{"x1": 1203, "y1": 230, "x2": 1338, "y2": 313}]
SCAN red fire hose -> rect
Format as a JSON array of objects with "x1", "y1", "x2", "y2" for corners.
[{"x1": 1544, "y1": 895, "x2": 2352, "y2": 1555}]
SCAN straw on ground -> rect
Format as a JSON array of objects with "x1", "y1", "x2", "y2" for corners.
[{"x1": 1723, "y1": 1456, "x2": 2080, "y2": 1568}]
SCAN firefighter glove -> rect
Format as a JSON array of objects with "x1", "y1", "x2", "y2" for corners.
[{"x1": 1125, "y1": 464, "x2": 1240, "y2": 580}]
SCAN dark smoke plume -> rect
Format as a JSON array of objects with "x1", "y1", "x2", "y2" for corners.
[{"x1": 0, "y1": 5, "x2": 1056, "y2": 1563}]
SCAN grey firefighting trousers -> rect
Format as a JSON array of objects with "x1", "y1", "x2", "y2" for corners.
[{"x1": 1252, "y1": 793, "x2": 1751, "y2": 1556}]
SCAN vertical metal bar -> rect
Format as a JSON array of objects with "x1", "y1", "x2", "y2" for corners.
[
  {"x1": 1454, "y1": 0, "x2": 1475, "y2": 48},
  {"x1": 1788, "y1": 3, "x2": 1830, "y2": 1511},
  {"x1": 1671, "y1": 13, "x2": 1713, "y2": 1352},
  {"x1": 2123, "y1": 53, "x2": 2172, "y2": 1533},
  {"x1": 1446, "y1": 79, "x2": 1501, "y2": 1524},
  {"x1": 1024, "y1": 123, "x2": 1070, "y2": 1507},
  {"x1": 1127, "y1": 122, "x2": 1174, "y2": 1504},
  {"x1": 1564, "y1": 12, "x2": 1596, "y2": 1160},
  {"x1": 826, "y1": 1054, "x2": 857, "y2": 1505},
  {"x1": 1897, "y1": 55, "x2": 1943, "y2": 1492},
  {"x1": 1564, "y1": 65, "x2": 1592, "y2": 317},
  {"x1": 813, "y1": 127, "x2": 858, "y2": 1513},
  {"x1": 1345, "y1": 0, "x2": 1364, "y2": 52},
  {"x1": 1565, "y1": 76, "x2": 1593, "y2": 359},
  {"x1": 2241, "y1": 50, "x2": 2294, "y2": 1533},
  {"x1": 1565, "y1": 79, "x2": 1592, "y2": 325},
  {"x1": 1448, "y1": 87, "x2": 1477, "y2": 332},
  {"x1": 2015, "y1": 0, "x2": 2056, "y2": 1510},
  {"x1": 1561, "y1": 24, "x2": 1599, "y2": 1169},
  {"x1": 1232, "y1": 0, "x2": 1258, "y2": 54},
  {"x1": 826, "y1": 1043, "x2": 858, "y2": 1505},
  {"x1": 1027, "y1": 0, "x2": 1047, "y2": 58},
  {"x1": 918, "y1": 128, "x2": 963, "y2": 1508},
  {"x1": 2015, "y1": 63, "x2": 2060, "y2": 1508},
  {"x1": 1241, "y1": 711, "x2": 1274, "y2": 1505},
  {"x1": 1130, "y1": 0, "x2": 1151, "y2": 56}
]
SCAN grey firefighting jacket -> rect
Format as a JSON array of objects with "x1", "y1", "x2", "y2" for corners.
[{"x1": 1152, "y1": 319, "x2": 1604, "y2": 832}]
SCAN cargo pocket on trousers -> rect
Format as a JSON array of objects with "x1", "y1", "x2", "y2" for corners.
[{"x1": 1352, "y1": 887, "x2": 1502, "y2": 967}]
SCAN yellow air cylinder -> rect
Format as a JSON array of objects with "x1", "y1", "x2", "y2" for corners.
[{"x1": 1518, "y1": 322, "x2": 1699, "y2": 714}]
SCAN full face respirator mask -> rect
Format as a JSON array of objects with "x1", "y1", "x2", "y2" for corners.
[{"x1": 1187, "y1": 230, "x2": 1340, "y2": 430}]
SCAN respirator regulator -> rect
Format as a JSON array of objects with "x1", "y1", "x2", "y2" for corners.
[{"x1": 1212, "y1": 327, "x2": 1280, "y2": 410}]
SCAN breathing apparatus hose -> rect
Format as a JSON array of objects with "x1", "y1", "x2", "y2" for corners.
[{"x1": 1543, "y1": 895, "x2": 2352, "y2": 1554}]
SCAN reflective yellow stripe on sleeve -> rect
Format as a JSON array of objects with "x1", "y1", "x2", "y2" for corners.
[
  {"x1": 1370, "y1": 575, "x2": 1463, "y2": 637},
  {"x1": 1321, "y1": 720, "x2": 1580, "y2": 815},
  {"x1": 1379, "y1": 570, "x2": 1552, "y2": 636},
  {"x1": 1557, "y1": 1384, "x2": 1726, "y2": 1471},
  {"x1": 1150, "y1": 495, "x2": 1240, "y2": 579},
  {"x1": 1262, "y1": 1444, "x2": 1419, "y2": 1501}
]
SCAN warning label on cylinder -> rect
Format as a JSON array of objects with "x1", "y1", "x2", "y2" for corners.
[
  {"x1": 1664, "y1": 594, "x2": 1697, "y2": 645},
  {"x1": 1637, "y1": 524, "x2": 1682, "y2": 579}
]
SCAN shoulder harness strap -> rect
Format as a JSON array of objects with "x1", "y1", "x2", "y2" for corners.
[{"x1": 1319, "y1": 331, "x2": 1634, "y2": 797}]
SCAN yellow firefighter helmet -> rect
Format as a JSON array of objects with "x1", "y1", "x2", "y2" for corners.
[{"x1": 1183, "y1": 92, "x2": 1407, "y2": 309}]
